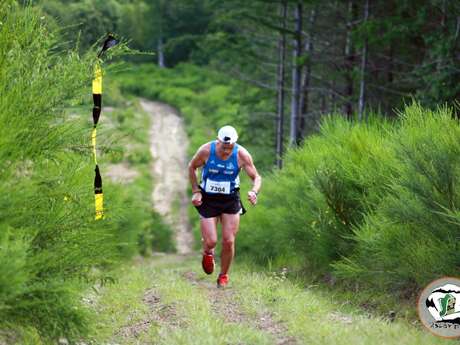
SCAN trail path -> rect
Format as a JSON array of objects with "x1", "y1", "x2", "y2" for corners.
[
  {"x1": 136, "y1": 98, "x2": 298, "y2": 344},
  {"x1": 85, "y1": 98, "x2": 443, "y2": 345},
  {"x1": 141, "y1": 98, "x2": 193, "y2": 254}
]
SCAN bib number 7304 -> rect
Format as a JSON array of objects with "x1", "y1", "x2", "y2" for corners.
[{"x1": 205, "y1": 179, "x2": 230, "y2": 194}]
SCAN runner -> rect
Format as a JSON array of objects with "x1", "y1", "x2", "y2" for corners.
[{"x1": 188, "y1": 125, "x2": 261, "y2": 288}]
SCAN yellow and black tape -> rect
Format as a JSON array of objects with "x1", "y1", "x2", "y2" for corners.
[{"x1": 91, "y1": 34, "x2": 118, "y2": 220}]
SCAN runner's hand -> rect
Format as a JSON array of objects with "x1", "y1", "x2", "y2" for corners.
[
  {"x1": 247, "y1": 191, "x2": 257, "y2": 205},
  {"x1": 192, "y1": 191, "x2": 202, "y2": 206}
]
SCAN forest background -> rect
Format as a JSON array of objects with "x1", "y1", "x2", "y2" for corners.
[{"x1": 1, "y1": 0, "x2": 459, "y2": 343}]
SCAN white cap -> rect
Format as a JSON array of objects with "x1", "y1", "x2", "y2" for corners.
[{"x1": 217, "y1": 125, "x2": 238, "y2": 144}]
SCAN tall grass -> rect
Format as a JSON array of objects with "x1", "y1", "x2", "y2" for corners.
[
  {"x1": 0, "y1": 2, "x2": 167, "y2": 342},
  {"x1": 333, "y1": 105, "x2": 460, "y2": 291},
  {"x1": 238, "y1": 103, "x2": 460, "y2": 297}
]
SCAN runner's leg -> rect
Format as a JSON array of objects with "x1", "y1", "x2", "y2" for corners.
[
  {"x1": 201, "y1": 216, "x2": 218, "y2": 254},
  {"x1": 220, "y1": 213, "x2": 240, "y2": 275}
]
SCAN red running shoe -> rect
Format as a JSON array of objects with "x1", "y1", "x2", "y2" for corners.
[
  {"x1": 202, "y1": 252, "x2": 214, "y2": 275},
  {"x1": 217, "y1": 273, "x2": 229, "y2": 288}
]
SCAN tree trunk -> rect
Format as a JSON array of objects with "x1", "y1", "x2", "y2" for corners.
[
  {"x1": 276, "y1": 1, "x2": 288, "y2": 169},
  {"x1": 437, "y1": 0, "x2": 448, "y2": 73},
  {"x1": 158, "y1": 37, "x2": 165, "y2": 68},
  {"x1": 330, "y1": 79, "x2": 336, "y2": 111},
  {"x1": 343, "y1": 0, "x2": 357, "y2": 120},
  {"x1": 358, "y1": 0, "x2": 369, "y2": 122},
  {"x1": 299, "y1": 7, "x2": 316, "y2": 139},
  {"x1": 455, "y1": 16, "x2": 460, "y2": 42},
  {"x1": 321, "y1": 93, "x2": 326, "y2": 114},
  {"x1": 290, "y1": 3, "x2": 303, "y2": 146}
]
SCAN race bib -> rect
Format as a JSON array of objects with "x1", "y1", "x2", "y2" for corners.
[{"x1": 205, "y1": 179, "x2": 231, "y2": 194}]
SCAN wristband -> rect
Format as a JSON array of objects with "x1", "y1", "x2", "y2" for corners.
[{"x1": 250, "y1": 190, "x2": 258, "y2": 196}]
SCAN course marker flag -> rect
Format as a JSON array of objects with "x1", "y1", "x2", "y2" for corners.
[{"x1": 91, "y1": 33, "x2": 118, "y2": 220}]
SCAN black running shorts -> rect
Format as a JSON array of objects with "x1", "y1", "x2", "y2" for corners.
[{"x1": 194, "y1": 190, "x2": 245, "y2": 218}]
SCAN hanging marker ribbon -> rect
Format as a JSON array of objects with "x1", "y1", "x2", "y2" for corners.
[
  {"x1": 92, "y1": 61, "x2": 103, "y2": 220},
  {"x1": 91, "y1": 33, "x2": 118, "y2": 221},
  {"x1": 91, "y1": 127, "x2": 98, "y2": 165},
  {"x1": 92, "y1": 63, "x2": 103, "y2": 95},
  {"x1": 92, "y1": 105, "x2": 101, "y2": 124},
  {"x1": 94, "y1": 164, "x2": 103, "y2": 220}
]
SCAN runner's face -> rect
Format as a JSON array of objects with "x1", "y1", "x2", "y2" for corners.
[{"x1": 217, "y1": 140, "x2": 234, "y2": 155}]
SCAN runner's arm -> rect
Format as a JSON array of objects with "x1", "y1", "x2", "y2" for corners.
[
  {"x1": 240, "y1": 149, "x2": 261, "y2": 194},
  {"x1": 188, "y1": 145, "x2": 208, "y2": 193}
]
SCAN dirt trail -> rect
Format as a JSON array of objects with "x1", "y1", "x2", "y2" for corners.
[
  {"x1": 141, "y1": 99, "x2": 193, "y2": 255},
  {"x1": 139, "y1": 99, "x2": 297, "y2": 344},
  {"x1": 183, "y1": 270, "x2": 298, "y2": 345}
]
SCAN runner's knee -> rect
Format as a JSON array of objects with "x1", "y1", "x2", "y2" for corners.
[
  {"x1": 205, "y1": 238, "x2": 217, "y2": 249},
  {"x1": 222, "y1": 237, "x2": 235, "y2": 249}
]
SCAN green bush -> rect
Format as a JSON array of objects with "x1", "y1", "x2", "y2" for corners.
[
  {"x1": 239, "y1": 115, "x2": 395, "y2": 269},
  {"x1": 0, "y1": 3, "x2": 170, "y2": 342},
  {"x1": 238, "y1": 103, "x2": 460, "y2": 295},
  {"x1": 333, "y1": 104, "x2": 460, "y2": 293}
]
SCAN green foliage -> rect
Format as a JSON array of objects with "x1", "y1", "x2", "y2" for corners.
[
  {"x1": 238, "y1": 103, "x2": 460, "y2": 295},
  {"x1": 37, "y1": 0, "x2": 460, "y2": 123},
  {"x1": 39, "y1": 0, "x2": 217, "y2": 66},
  {"x1": 98, "y1": 101, "x2": 176, "y2": 256},
  {"x1": 0, "y1": 3, "x2": 171, "y2": 342},
  {"x1": 333, "y1": 105, "x2": 460, "y2": 292},
  {"x1": 40, "y1": 0, "x2": 122, "y2": 52},
  {"x1": 114, "y1": 63, "x2": 273, "y2": 170},
  {"x1": 239, "y1": 114, "x2": 395, "y2": 269}
]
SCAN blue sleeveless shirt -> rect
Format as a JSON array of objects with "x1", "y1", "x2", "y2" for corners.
[{"x1": 200, "y1": 141, "x2": 240, "y2": 195}]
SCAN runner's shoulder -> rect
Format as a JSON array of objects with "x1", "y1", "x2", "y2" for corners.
[
  {"x1": 237, "y1": 144, "x2": 248, "y2": 154},
  {"x1": 237, "y1": 145, "x2": 253, "y2": 165},
  {"x1": 196, "y1": 142, "x2": 212, "y2": 160}
]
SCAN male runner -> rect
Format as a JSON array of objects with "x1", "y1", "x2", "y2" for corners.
[{"x1": 188, "y1": 125, "x2": 261, "y2": 288}]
